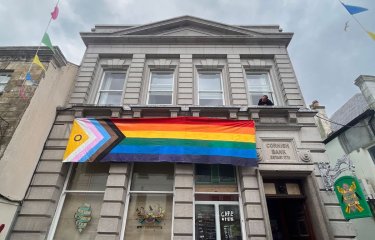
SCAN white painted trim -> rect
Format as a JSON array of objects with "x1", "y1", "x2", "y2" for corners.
[
  {"x1": 120, "y1": 163, "x2": 133, "y2": 240},
  {"x1": 47, "y1": 164, "x2": 73, "y2": 240}
]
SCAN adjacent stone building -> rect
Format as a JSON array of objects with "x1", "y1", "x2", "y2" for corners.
[
  {"x1": 6, "y1": 16, "x2": 358, "y2": 240},
  {"x1": 321, "y1": 75, "x2": 375, "y2": 240},
  {"x1": 0, "y1": 47, "x2": 78, "y2": 240}
]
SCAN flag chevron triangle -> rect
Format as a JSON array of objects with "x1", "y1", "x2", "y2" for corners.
[{"x1": 63, "y1": 119, "x2": 125, "y2": 163}]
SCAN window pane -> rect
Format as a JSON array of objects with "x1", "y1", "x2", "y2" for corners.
[
  {"x1": 219, "y1": 165, "x2": 236, "y2": 183},
  {"x1": 101, "y1": 72, "x2": 125, "y2": 90},
  {"x1": 247, "y1": 74, "x2": 269, "y2": 87},
  {"x1": 196, "y1": 164, "x2": 212, "y2": 183},
  {"x1": 97, "y1": 92, "x2": 122, "y2": 105},
  {"x1": 150, "y1": 73, "x2": 173, "y2": 90},
  {"x1": 67, "y1": 164, "x2": 110, "y2": 191},
  {"x1": 131, "y1": 163, "x2": 174, "y2": 191},
  {"x1": 124, "y1": 193, "x2": 173, "y2": 240},
  {"x1": 199, "y1": 73, "x2": 222, "y2": 91},
  {"x1": 195, "y1": 204, "x2": 216, "y2": 240},
  {"x1": 0, "y1": 75, "x2": 10, "y2": 84},
  {"x1": 148, "y1": 91, "x2": 172, "y2": 104},
  {"x1": 199, "y1": 92, "x2": 223, "y2": 106},
  {"x1": 53, "y1": 193, "x2": 104, "y2": 240},
  {"x1": 219, "y1": 205, "x2": 242, "y2": 240}
]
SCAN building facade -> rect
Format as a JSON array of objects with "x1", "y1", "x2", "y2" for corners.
[
  {"x1": 7, "y1": 16, "x2": 357, "y2": 240},
  {"x1": 0, "y1": 47, "x2": 78, "y2": 240},
  {"x1": 321, "y1": 75, "x2": 375, "y2": 240}
]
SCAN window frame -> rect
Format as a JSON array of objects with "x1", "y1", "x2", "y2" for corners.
[
  {"x1": 245, "y1": 72, "x2": 276, "y2": 106},
  {"x1": 197, "y1": 71, "x2": 225, "y2": 106},
  {"x1": 146, "y1": 70, "x2": 175, "y2": 105},
  {"x1": 95, "y1": 70, "x2": 127, "y2": 106},
  {"x1": 0, "y1": 71, "x2": 12, "y2": 93},
  {"x1": 47, "y1": 164, "x2": 110, "y2": 240}
]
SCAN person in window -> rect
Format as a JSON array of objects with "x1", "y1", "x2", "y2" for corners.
[{"x1": 258, "y1": 95, "x2": 274, "y2": 106}]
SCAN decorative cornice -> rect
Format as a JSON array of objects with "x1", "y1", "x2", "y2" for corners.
[{"x1": 0, "y1": 46, "x2": 68, "y2": 67}]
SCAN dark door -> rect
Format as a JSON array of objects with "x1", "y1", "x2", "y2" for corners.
[{"x1": 267, "y1": 198, "x2": 315, "y2": 240}]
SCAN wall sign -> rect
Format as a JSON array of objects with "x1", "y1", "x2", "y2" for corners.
[
  {"x1": 334, "y1": 176, "x2": 373, "y2": 219},
  {"x1": 63, "y1": 117, "x2": 257, "y2": 166},
  {"x1": 262, "y1": 139, "x2": 297, "y2": 161}
]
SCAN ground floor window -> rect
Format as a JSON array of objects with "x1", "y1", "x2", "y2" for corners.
[
  {"x1": 124, "y1": 163, "x2": 174, "y2": 240},
  {"x1": 49, "y1": 163, "x2": 110, "y2": 240},
  {"x1": 195, "y1": 201, "x2": 242, "y2": 240}
]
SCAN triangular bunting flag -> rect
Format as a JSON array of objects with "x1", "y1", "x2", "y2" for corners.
[
  {"x1": 42, "y1": 33, "x2": 55, "y2": 53},
  {"x1": 367, "y1": 32, "x2": 375, "y2": 41},
  {"x1": 51, "y1": 6, "x2": 59, "y2": 20},
  {"x1": 341, "y1": 2, "x2": 368, "y2": 15},
  {"x1": 32, "y1": 54, "x2": 46, "y2": 71},
  {"x1": 26, "y1": 72, "x2": 32, "y2": 81}
]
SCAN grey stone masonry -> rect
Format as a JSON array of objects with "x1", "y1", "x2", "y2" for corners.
[
  {"x1": 96, "y1": 164, "x2": 130, "y2": 240},
  {"x1": 228, "y1": 54, "x2": 247, "y2": 106},
  {"x1": 69, "y1": 51, "x2": 99, "y2": 105},
  {"x1": 274, "y1": 54, "x2": 304, "y2": 107},
  {"x1": 239, "y1": 167, "x2": 268, "y2": 239},
  {"x1": 124, "y1": 54, "x2": 145, "y2": 105},
  {"x1": 9, "y1": 117, "x2": 71, "y2": 239},
  {"x1": 173, "y1": 163, "x2": 194, "y2": 239},
  {"x1": 177, "y1": 54, "x2": 193, "y2": 105}
]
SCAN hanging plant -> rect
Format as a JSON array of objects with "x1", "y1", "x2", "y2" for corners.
[
  {"x1": 136, "y1": 205, "x2": 165, "y2": 224},
  {"x1": 74, "y1": 203, "x2": 92, "y2": 233}
]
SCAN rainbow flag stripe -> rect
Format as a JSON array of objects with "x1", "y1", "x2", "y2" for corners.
[{"x1": 63, "y1": 117, "x2": 257, "y2": 166}]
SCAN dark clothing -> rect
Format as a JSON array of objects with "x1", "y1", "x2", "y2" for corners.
[{"x1": 258, "y1": 99, "x2": 274, "y2": 106}]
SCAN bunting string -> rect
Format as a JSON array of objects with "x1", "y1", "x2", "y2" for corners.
[
  {"x1": 338, "y1": 0, "x2": 375, "y2": 42},
  {"x1": 20, "y1": 0, "x2": 61, "y2": 98}
]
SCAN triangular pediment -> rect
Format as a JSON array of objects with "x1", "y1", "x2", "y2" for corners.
[{"x1": 112, "y1": 16, "x2": 262, "y2": 37}]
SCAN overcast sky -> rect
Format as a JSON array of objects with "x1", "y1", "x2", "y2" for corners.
[{"x1": 1, "y1": 0, "x2": 374, "y2": 117}]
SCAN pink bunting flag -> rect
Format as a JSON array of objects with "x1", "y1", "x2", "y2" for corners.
[
  {"x1": 19, "y1": 85, "x2": 27, "y2": 100},
  {"x1": 51, "y1": 5, "x2": 59, "y2": 20}
]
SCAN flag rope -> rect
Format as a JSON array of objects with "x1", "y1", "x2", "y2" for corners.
[
  {"x1": 20, "y1": 0, "x2": 61, "y2": 97},
  {"x1": 338, "y1": 0, "x2": 374, "y2": 41}
]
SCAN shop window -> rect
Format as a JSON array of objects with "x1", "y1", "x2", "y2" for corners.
[
  {"x1": 96, "y1": 71, "x2": 126, "y2": 105},
  {"x1": 246, "y1": 73, "x2": 275, "y2": 105},
  {"x1": 49, "y1": 164, "x2": 110, "y2": 240},
  {"x1": 198, "y1": 72, "x2": 224, "y2": 106},
  {"x1": 147, "y1": 72, "x2": 174, "y2": 104},
  {"x1": 194, "y1": 164, "x2": 243, "y2": 239},
  {"x1": 368, "y1": 145, "x2": 375, "y2": 165},
  {"x1": 124, "y1": 163, "x2": 174, "y2": 239},
  {"x1": 0, "y1": 72, "x2": 11, "y2": 92}
]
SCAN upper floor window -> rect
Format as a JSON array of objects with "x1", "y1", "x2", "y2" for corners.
[
  {"x1": 0, "y1": 72, "x2": 11, "y2": 92},
  {"x1": 147, "y1": 71, "x2": 173, "y2": 104},
  {"x1": 198, "y1": 72, "x2": 224, "y2": 106},
  {"x1": 246, "y1": 73, "x2": 275, "y2": 105},
  {"x1": 368, "y1": 145, "x2": 375, "y2": 165},
  {"x1": 96, "y1": 71, "x2": 126, "y2": 105}
]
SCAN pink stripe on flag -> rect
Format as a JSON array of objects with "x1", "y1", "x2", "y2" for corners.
[{"x1": 71, "y1": 120, "x2": 104, "y2": 162}]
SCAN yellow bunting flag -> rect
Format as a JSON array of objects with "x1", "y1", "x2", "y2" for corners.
[
  {"x1": 32, "y1": 54, "x2": 46, "y2": 71},
  {"x1": 367, "y1": 32, "x2": 375, "y2": 41}
]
